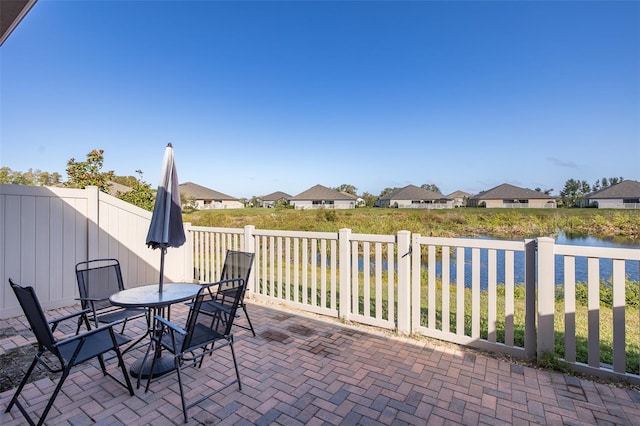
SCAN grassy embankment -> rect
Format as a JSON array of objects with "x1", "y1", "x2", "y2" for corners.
[
  {"x1": 184, "y1": 207, "x2": 640, "y2": 241},
  {"x1": 184, "y1": 208, "x2": 640, "y2": 374}
]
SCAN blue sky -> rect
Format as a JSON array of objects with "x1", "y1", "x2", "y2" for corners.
[{"x1": 1, "y1": 0, "x2": 639, "y2": 199}]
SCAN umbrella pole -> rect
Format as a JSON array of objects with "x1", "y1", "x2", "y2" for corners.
[{"x1": 159, "y1": 247, "x2": 166, "y2": 292}]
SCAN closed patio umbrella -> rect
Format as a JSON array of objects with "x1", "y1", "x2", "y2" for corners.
[{"x1": 146, "y1": 143, "x2": 186, "y2": 292}]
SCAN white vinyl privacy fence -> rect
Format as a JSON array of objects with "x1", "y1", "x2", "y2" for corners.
[{"x1": 0, "y1": 185, "x2": 191, "y2": 318}]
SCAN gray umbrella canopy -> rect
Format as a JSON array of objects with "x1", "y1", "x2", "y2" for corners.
[{"x1": 146, "y1": 143, "x2": 186, "y2": 291}]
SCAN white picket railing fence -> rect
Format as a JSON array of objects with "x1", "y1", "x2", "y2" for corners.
[
  {"x1": 2, "y1": 184, "x2": 639, "y2": 385},
  {"x1": 189, "y1": 224, "x2": 640, "y2": 385}
]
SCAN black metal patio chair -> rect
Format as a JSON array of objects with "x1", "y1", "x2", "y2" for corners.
[
  {"x1": 201, "y1": 250, "x2": 256, "y2": 336},
  {"x1": 6, "y1": 278, "x2": 135, "y2": 426},
  {"x1": 142, "y1": 278, "x2": 245, "y2": 423},
  {"x1": 75, "y1": 258, "x2": 148, "y2": 351}
]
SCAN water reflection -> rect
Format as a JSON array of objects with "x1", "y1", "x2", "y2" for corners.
[{"x1": 433, "y1": 233, "x2": 639, "y2": 288}]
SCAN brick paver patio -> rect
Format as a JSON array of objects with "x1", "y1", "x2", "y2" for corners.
[{"x1": 1, "y1": 300, "x2": 639, "y2": 425}]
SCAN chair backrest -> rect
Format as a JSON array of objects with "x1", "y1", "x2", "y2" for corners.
[
  {"x1": 9, "y1": 279, "x2": 59, "y2": 356},
  {"x1": 183, "y1": 278, "x2": 245, "y2": 351},
  {"x1": 76, "y1": 259, "x2": 125, "y2": 311},
  {"x1": 219, "y1": 250, "x2": 254, "y2": 299}
]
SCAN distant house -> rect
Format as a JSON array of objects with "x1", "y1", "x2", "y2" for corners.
[
  {"x1": 468, "y1": 183, "x2": 556, "y2": 208},
  {"x1": 377, "y1": 185, "x2": 453, "y2": 209},
  {"x1": 584, "y1": 180, "x2": 640, "y2": 209},
  {"x1": 179, "y1": 182, "x2": 244, "y2": 209},
  {"x1": 289, "y1": 184, "x2": 357, "y2": 209},
  {"x1": 446, "y1": 190, "x2": 471, "y2": 208},
  {"x1": 259, "y1": 191, "x2": 291, "y2": 208}
]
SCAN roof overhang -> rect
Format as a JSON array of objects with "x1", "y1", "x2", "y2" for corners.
[{"x1": 1, "y1": 0, "x2": 38, "y2": 47}]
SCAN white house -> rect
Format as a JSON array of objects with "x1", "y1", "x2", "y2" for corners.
[
  {"x1": 289, "y1": 184, "x2": 357, "y2": 209},
  {"x1": 377, "y1": 185, "x2": 453, "y2": 209},
  {"x1": 446, "y1": 190, "x2": 471, "y2": 208},
  {"x1": 468, "y1": 183, "x2": 556, "y2": 208},
  {"x1": 179, "y1": 182, "x2": 244, "y2": 210},
  {"x1": 259, "y1": 191, "x2": 291, "y2": 208},
  {"x1": 584, "y1": 180, "x2": 640, "y2": 209}
]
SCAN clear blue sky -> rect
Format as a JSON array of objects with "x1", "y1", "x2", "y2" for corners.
[{"x1": 1, "y1": 0, "x2": 639, "y2": 199}]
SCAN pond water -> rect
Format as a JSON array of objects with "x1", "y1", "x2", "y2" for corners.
[{"x1": 435, "y1": 233, "x2": 639, "y2": 288}]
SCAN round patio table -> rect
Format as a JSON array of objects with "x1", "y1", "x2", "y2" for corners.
[{"x1": 110, "y1": 283, "x2": 201, "y2": 379}]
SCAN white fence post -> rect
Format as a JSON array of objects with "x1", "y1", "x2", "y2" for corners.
[
  {"x1": 87, "y1": 186, "x2": 99, "y2": 260},
  {"x1": 397, "y1": 230, "x2": 411, "y2": 334},
  {"x1": 536, "y1": 237, "x2": 555, "y2": 359},
  {"x1": 183, "y1": 222, "x2": 194, "y2": 282},
  {"x1": 244, "y1": 225, "x2": 256, "y2": 294},
  {"x1": 338, "y1": 228, "x2": 351, "y2": 320},
  {"x1": 524, "y1": 239, "x2": 537, "y2": 361},
  {"x1": 410, "y1": 233, "x2": 421, "y2": 334}
]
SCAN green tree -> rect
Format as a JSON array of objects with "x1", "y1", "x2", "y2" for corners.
[
  {"x1": 116, "y1": 170, "x2": 155, "y2": 211},
  {"x1": 0, "y1": 167, "x2": 62, "y2": 186},
  {"x1": 334, "y1": 184, "x2": 357, "y2": 195},
  {"x1": 560, "y1": 179, "x2": 590, "y2": 208},
  {"x1": 379, "y1": 187, "x2": 397, "y2": 197},
  {"x1": 607, "y1": 176, "x2": 624, "y2": 186},
  {"x1": 421, "y1": 183, "x2": 441, "y2": 194},
  {"x1": 66, "y1": 149, "x2": 114, "y2": 192},
  {"x1": 592, "y1": 177, "x2": 624, "y2": 191},
  {"x1": 249, "y1": 196, "x2": 262, "y2": 208},
  {"x1": 112, "y1": 175, "x2": 139, "y2": 188},
  {"x1": 535, "y1": 187, "x2": 554, "y2": 195},
  {"x1": 0, "y1": 167, "x2": 11, "y2": 183},
  {"x1": 361, "y1": 192, "x2": 378, "y2": 207},
  {"x1": 181, "y1": 192, "x2": 198, "y2": 212}
]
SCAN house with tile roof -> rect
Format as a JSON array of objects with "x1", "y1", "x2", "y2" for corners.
[
  {"x1": 446, "y1": 190, "x2": 472, "y2": 208},
  {"x1": 468, "y1": 183, "x2": 556, "y2": 208},
  {"x1": 584, "y1": 180, "x2": 640, "y2": 209},
  {"x1": 179, "y1": 182, "x2": 244, "y2": 209},
  {"x1": 289, "y1": 184, "x2": 357, "y2": 209},
  {"x1": 377, "y1": 185, "x2": 453, "y2": 209},
  {"x1": 259, "y1": 191, "x2": 292, "y2": 208}
]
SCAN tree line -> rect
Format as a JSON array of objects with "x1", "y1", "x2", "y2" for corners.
[
  {"x1": 0, "y1": 149, "x2": 626, "y2": 209},
  {"x1": 1, "y1": 149, "x2": 157, "y2": 211},
  {"x1": 559, "y1": 177, "x2": 624, "y2": 208}
]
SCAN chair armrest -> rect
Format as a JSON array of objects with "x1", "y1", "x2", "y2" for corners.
[
  {"x1": 49, "y1": 308, "x2": 92, "y2": 327},
  {"x1": 154, "y1": 315, "x2": 187, "y2": 335},
  {"x1": 75, "y1": 296, "x2": 104, "y2": 302}
]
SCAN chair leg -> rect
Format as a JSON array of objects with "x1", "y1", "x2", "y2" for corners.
[
  {"x1": 5, "y1": 356, "x2": 38, "y2": 413},
  {"x1": 229, "y1": 338, "x2": 242, "y2": 391},
  {"x1": 97, "y1": 354, "x2": 108, "y2": 375},
  {"x1": 114, "y1": 348, "x2": 135, "y2": 395},
  {"x1": 144, "y1": 342, "x2": 162, "y2": 392},
  {"x1": 139, "y1": 339, "x2": 156, "y2": 390},
  {"x1": 36, "y1": 365, "x2": 72, "y2": 426},
  {"x1": 175, "y1": 359, "x2": 189, "y2": 423},
  {"x1": 241, "y1": 303, "x2": 256, "y2": 336}
]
